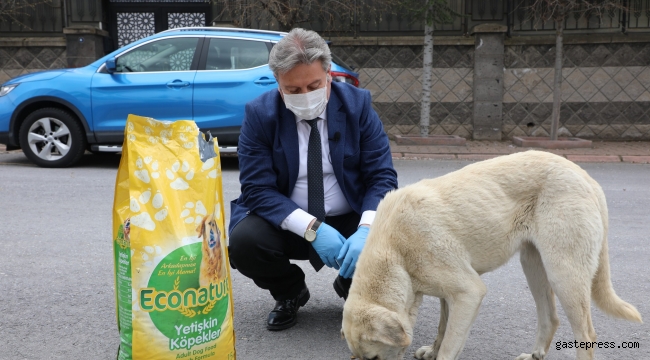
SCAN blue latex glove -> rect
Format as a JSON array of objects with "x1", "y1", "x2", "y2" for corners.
[
  {"x1": 337, "y1": 226, "x2": 369, "y2": 279},
  {"x1": 312, "y1": 223, "x2": 346, "y2": 270}
]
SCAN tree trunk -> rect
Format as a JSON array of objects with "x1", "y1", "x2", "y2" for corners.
[
  {"x1": 420, "y1": 6, "x2": 434, "y2": 137},
  {"x1": 550, "y1": 18, "x2": 563, "y2": 141}
]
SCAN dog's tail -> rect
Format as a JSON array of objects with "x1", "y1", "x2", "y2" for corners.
[{"x1": 591, "y1": 236, "x2": 642, "y2": 323}]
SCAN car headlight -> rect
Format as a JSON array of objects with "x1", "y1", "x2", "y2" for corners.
[{"x1": 0, "y1": 84, "x2": 18, "y2": 97}]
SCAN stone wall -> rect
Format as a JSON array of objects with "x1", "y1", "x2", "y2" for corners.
[{"x1": 0, "y1": 38, "x2": 67, "y2": 84}]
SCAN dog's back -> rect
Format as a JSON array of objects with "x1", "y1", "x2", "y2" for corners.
[{"x1": 371, "y1": 151, "x2": 603, "y2": 273}]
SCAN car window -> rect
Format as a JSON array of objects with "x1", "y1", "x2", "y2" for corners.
[
  {"x1": 116, "y1": 37, "x2": 199, "y2": 73},
  {"x1": 205, "y1": 38, "x2": 269, "y2": 70}
]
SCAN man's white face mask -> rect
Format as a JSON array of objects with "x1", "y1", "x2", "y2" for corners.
[{"x1": 282, "y1": 86, "x2": 328, "y2": 120}]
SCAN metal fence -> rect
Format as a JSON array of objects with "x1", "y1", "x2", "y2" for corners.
[
  {"x1": 0, "y1": 0, "x2": 63, "y2": 33},
  {"x1": 70, "y1": 0, "x2": 102, "y2": 23},
  {"x1": 627, "y1": 0, "x2": 650, "y2": 30},
  {"x1": 2, "y1": 0, "x2": 650, "y2": 36},
  {"x1": 510, "y1": 0, "x2": 622, "y2": 33},
  {"x1": 212, "y1": 0, "x2": 465, "y2": 36},
  {"x1": 214, "y1": 0, "x2": 650, "y2": 36}
]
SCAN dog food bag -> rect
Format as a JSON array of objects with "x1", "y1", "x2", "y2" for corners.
[{"x1": 112, "y1": 115, "x2": 235, "y2": 360}]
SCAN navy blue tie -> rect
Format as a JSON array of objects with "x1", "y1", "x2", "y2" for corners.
[{"x1": 305, "y1": 119, "x2": 325, "y2": 222}]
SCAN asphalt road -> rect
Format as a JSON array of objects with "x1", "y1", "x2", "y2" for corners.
[{"x1": 0, "y1": 152, "x2": 648, "y2": 360}]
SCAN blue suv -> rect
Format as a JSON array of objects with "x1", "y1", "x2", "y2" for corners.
[{"x1": 0, "y1": 27, "x2": 359, "y2": 167}]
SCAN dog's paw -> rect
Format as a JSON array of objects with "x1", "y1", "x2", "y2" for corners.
[
  {"x1": 177, "y1": 126, "x2": 197, "y2": 149},
  {"x1": 414, "y1": 346, "x2": 437, "y2": 360},
  {"x1": 515, "y1": 351, "x2": 545, "y2": 360},
  {"x1": 142, "y1": 245, "x2": 164, "y2": 267},
  {"x1": 201, "y1": 157, "x2": 219, "y2": 179},
  {"x1": 181, "y1": 200, "x2": 208, "y2": 225},
  {"x1": 128, "y1": 188, "x2": 168, "y2": 232},
  {"x1": 166, "y1": 160, "x2": 195, "y2": 190}
]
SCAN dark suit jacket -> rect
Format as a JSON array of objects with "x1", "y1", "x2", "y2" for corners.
[{"x1": 229, "y1": 81, "x2": 398, "y2": 268}]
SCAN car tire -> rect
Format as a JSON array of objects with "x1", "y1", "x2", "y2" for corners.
[{"x1": 19, "y1": 108, "x2": 87, "y2": 168}]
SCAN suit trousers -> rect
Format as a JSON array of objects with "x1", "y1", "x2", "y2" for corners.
[{"x1": 228, "y1": 211, "x2": 361, "y2": 301}]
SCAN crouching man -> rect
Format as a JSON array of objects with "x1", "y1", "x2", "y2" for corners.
[{"x1": 228, "y1": 28, "x2": 397, "y2": 330}]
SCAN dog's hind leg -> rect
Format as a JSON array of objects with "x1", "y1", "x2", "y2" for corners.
[
  {"x1": 415, "y1": 269, "x2": 486, "y2": 360},
  {"x1": 550, "y1": 277, "x2": 597, "y2": 360},
  {"x1": 535, "y1": 234, "x2": 598, "y2": 360},
  {"x1": 414, "y1": 298, "x2": 448, "y2": 360},
  {"x1": 515, "y1": 242, "x2": 559, "y2": 360}
]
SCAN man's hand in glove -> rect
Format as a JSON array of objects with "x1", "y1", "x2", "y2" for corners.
[
  {"x1": 312, "y1": 223, "x2": 346, "y2": 269},
  {"x1": 336, "y1": 226, "x2": 369, "y2": 278}
]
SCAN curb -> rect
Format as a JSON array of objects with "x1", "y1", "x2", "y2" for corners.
[
  {"x1": 393, "y1": 153, "x2": 650, "y2": 163},
  {"x1": 2, "y1": 144, "x2": 650, "y2": 164},
  {"x1": 621, "y1": 156, "x2": 650, "y2": 164},
  {"x1": 565, "y1": 155, "x2": 621, "y2": 163}
]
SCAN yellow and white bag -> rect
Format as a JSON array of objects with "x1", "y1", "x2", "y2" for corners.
[{"x1": 112, "y1": 115, "x2": 235, "y2": 360}]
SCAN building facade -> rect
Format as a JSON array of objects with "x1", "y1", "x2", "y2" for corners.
[{"x1": 2, "y1": 0, "x2": 650, "y2": 140}]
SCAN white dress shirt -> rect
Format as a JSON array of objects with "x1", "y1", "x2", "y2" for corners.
[{"x1": 280, "y1": 109, "x2": 375, "y2": 236}]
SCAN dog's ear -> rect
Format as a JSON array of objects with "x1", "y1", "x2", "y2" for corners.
[
  {"x1": 196, "y1": 221, "x2": 205, "y2": 238},
  {"x1": 363, "y1": 308, "x2": 411, "y2": 348}
]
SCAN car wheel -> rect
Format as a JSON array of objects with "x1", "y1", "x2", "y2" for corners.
[{"x1": 19, "y1": 108, "x2": 87, "y2": 168}]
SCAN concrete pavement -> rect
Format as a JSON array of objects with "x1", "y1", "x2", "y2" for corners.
[{"x1": 0, "y1": 152, "x2": 648, "y2": 359}]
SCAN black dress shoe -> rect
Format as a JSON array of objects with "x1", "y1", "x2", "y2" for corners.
[
  {"x1": 267, "y1": 286, "x2": 310, "y2": 331},
  {"x1": 333, "y1": 275, "x2": 352, "y2": 300}
]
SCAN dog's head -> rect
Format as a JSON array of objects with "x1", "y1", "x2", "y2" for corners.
[
  {"x1": 123, "y1": 218, "x2": 131, "y2": 243},
  {"x1": 341, "y1": 301, "x2": 411, "y2": 360},
  {"x1": 196, "y1": 214, "x2": 221, "y2": 257}
]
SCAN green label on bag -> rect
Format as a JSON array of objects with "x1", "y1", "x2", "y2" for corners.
[
  {"x1": 114, "y1": 224, "x2": 133, "y2": 360},
  {"x1": 138, "y1": 243, "x2": 229, "y2": 351}
]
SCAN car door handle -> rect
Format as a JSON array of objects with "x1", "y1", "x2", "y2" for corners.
[
  {"x1": 167, "y1": 80, "x2": 190, "y2": 88},
  {"x1": 254, "y1": 77, "x2": 276, "y2": 85}
]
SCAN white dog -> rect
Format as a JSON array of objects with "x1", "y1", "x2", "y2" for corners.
[{"x1": 342, "y1": 151, "x2": 642, "y2": 360}]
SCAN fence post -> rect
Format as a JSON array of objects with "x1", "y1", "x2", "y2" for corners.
[
  {"x1": 506, "y1": 0, "x2": 512, "y2": 37},
  {"x1": 62, "y1": 0, "x2": 69, "y2": 28},
  {"x1": 471, "y1": 23, "x2": 507, "y2": 140},
  {"x1": 353, "y1": 0, "x2": 358, "y2": 38},
  {"x1": 621, "y1": 0, "x2": 627, "y2": 33}
]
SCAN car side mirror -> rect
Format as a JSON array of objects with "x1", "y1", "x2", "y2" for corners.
[{"x1": 105, "y1": 58, "x2": 116, "y2": 73}]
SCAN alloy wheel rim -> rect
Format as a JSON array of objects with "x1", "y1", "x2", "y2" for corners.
[{"x1": 27, "y1": 117, "x2": 72, "y2": 161}]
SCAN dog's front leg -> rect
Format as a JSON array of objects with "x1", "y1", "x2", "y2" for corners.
[
  {"x1": 433, "y1": 298, "x2": 449, "y2": 355},
  {"x1": 427, "y1": 274, "x2": 486, "y2": 360},
  {"x1": 414, "y1": 297, "x2": 448, "y2": 360}
]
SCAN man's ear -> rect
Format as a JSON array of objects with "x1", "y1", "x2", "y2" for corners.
[{"x1": 363, "y1": 308, "x2": 411, "y2": 348}]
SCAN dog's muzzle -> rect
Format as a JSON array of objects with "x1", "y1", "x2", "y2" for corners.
[{"x1": 208, "y1": 229, "x2": 217, "y2": 248}]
